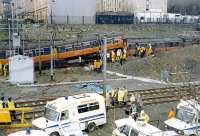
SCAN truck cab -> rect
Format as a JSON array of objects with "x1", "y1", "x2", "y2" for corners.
[
  {"x1": 165, "y1": 99, "x2": 200, "y2": 136},
  {"x1": 112, "y1": 118, "x2": 178, "y2": 136}
]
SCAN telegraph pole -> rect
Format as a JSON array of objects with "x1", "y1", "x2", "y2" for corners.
[
  {"x1": 103, "y1": 35, "x2": 107, "y2": 96},
  {"x1": 50, "y1": 32, "x2": 54, "y2": 81},
  {"x1": 38, "y1": 31, "x2": 42, "y2": 75},
  {"x1": 11, "y1": 2, "x2": 14, "y2": 33}
]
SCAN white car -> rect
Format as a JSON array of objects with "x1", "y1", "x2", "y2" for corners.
[{"x1": 112, "y1": 118, "x2": 178, "y2": 136}]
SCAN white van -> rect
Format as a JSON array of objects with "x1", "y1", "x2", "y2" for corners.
[
  {"x1": 8, "y1": 130, "x2": 48, "y2": 136},
  {"x1": 112, "y1": 118, "x2": 178, "y2": 136},
  {"x1": 165, "y1": 99, "x2": 200, "y2": 136},
  {"x1": 32, "y1": 93, "x2": 106, "y2": 136}
]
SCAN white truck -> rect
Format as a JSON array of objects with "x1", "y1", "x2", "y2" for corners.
[
  {"x1": 32, "y1": 93, "x2": 106, "y2": 136},
  {"x1": 165, "y1": 99, "x2": 200, "y2": 136},
  {"x1": 112, "y1": 118, "x2": 178, "y2": 136}
]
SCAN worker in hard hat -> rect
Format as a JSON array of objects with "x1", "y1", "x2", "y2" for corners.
[
  {"x1": 146, "y1": 44, "x2": 153, "y2": 56},
  {"x1": 118, "y1": 88, "x2": 125, "y2": 104},
  {"x1": 168, "y1": 108, "x2": 176, "y2": 119},
  {"x1": 0, "y1": 63, "x2": 2, "y2": 76},
  {"x1": 130, "y1": 94, "x2": 136, "y2": 104},
  {"x1": 140, "y1": 110, "x2": 150, "y2": 123},
  {"x1": 136, "y1": 93, "x2": 143, "y2": 113},
  {"x1": 95, "y1": 60, "x2": 102, "y2": 73},
  {"x1": 107, "y1": 52, "x2": 111, "y2": 62},
  {"x1": 7, "y1": 97, "x2": 16, "y2": 120},
  {"x1": 111, "y1": 88, "x2": 118, "y2": 106},
  {"x1": 136, "y1": 45, "x2": 140, "y2": 57},
  {"x1": 139, "y1": 47, "x2": 146, "y2": 58},
  {"x1": 0, "y1": 96, "x2": 6, "y2": 108},
  {"x1": 111, "y1": 50, "x2": 116, "y2": 63},
  {"x1": 131, "y1": 103, "x2": 138, "y2": 121},
  {"x1": 94, "y1": 60, "x2": 97, "y2": 72},
  {"x1": 3, "y1": 64, "x2": 8, "y2": 76},
  {"x1": 116, "y1": 49, "x2": 122, "y2": 62},
  {"x1": 122, "y1": 48, "x2": 127, "y2": 61}
]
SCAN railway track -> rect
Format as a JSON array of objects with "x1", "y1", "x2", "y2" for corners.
[{"x1": 14, "y1": 85, "x2": 200, "y2": 120}]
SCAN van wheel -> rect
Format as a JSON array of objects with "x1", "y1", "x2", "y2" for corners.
[
  {"x1": 88, "y1": 122, "x2": 96, "y2": 132},
  {"x1": 50, "y1": 132, "x2": 60, "y2": 136}
]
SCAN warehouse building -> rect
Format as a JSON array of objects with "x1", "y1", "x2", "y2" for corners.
[
  {"x1": 12, "y1": 0, "x2": 96, "y2": 24},
  {"x1": 49, "y1": 0, "x2": 96, "y2": 24},
  {"x1": 97, "y1": 0, "x2": 167, "y2": 13}
]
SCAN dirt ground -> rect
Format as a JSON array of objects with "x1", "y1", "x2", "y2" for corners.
[
  {"x1": 0, "y1": 44, "x2": 200, "y2": 135},
  {"x1": 0, "y1": 45, "x2": 200, "y2": 99},
  {"x1": 110, "y1": 45, "x2": 200, "y2": 82}
]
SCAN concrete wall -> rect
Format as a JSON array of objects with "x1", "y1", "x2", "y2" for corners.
[{"x1": 49, "y1": 0, "x2": 96, "y2": 24}]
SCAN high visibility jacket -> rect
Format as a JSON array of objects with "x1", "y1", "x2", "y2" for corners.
[
  {"x1": 118, "y1": 89, "x2": 125, "y2": 102},
  {"x1": 107, "y1": 53, "x2": 110, "y2": 59},
  {"x1": 147, "y1": 48, "x2": 153, "y2": 56},
  {"x1": 168, "y1": 110, "x2": 176, "y2": 119},
  {"x1": 111, "y1": 89, "x2": 117, "y2": 98},
  {"x1": 141, "y1": 114, "x2": 150, "y2": 123},
  {"x1": 96, "y1": 62, "x2": 101, "y2": 69},
  {"x1": 8, "y1": 101, "x2": 15, "y2": 109},
  {"x1": 111, "y1": 51, "x2": 115, "y2": 58},
  {"x1": 0, "y1": 100, "x2": 3, "y2": 108},
  {"x1": 0, "y1": 64, "x2": 2, "y2": 74},
  {"x1": 117, "y1": 49, "x2": 121, "y2": 57},
  {"x1": 94, "y1": 61, "x2": 97, "y2": 69}
]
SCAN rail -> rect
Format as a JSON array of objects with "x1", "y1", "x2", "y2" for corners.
[{"x1": 14, "y1": 85, "x2": 200, "y2": 120}]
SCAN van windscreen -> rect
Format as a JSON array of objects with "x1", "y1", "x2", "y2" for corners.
[{"x1": 45, "y1": 107, "x2": 60, "y2": 121}]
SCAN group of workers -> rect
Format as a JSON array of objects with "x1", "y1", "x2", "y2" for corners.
[
  {"x1": 93, "y1": 48, "x2": 127, "y2": 72},
  {"x1": 0, "y1": 64, "x2": 8, "y2": 76},
  {"x1": 0, "y1": 96, "x2": 16, "y2": 120},
  {"x1": 135, "y1": 44, "x2": 154, "y2": 58},
  {"x1": 111, "y1": 87, "x2": 128, "y2": 105},
  {"x1": 129, "y1": 93, "x2": 150, "y2": 123},
  {"x1": 108, "y1": 48, "x2": 127, "y2": 65}
]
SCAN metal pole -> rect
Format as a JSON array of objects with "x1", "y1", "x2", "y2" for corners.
[
  {"x1": 38, "y1": 31, "x2": 42, "y2": 75},
  {"x1": 11, "y1": 2, "x2": 14, "y2": 33},
  {"x1": 50, "y1": 32, "x2": 54, "y2": 81},
  {"x1": 8, "y1": 23, "x2": 11, "y2": 57},
  {"x1": 103, "y1": 35, "x2": 107, "y2": 95}
]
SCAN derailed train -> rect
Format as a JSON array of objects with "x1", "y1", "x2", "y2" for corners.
[{"x1": 0, "y1": 33, "x2": 200, "y2": 67}]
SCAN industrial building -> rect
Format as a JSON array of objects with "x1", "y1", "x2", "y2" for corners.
[
  {"x1": 11, "y1": 0, "x2": 47, "y2": 22},
  {"x1": 97, "y1": 0, "x2": 167, "y2": 13},
  {"x1": 12, "y1": 0, "x2": 96, "y2": 24},
  {"x1": 49, "y1": 0, "x2": 96, "y2": 24},
  {"x1": 96, "y1": 0, "x2": 128, "y2": 12}
]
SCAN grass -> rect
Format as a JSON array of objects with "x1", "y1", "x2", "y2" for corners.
[{"x1": 0, "y1": 24, "x2": 196, "y2": 42}]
